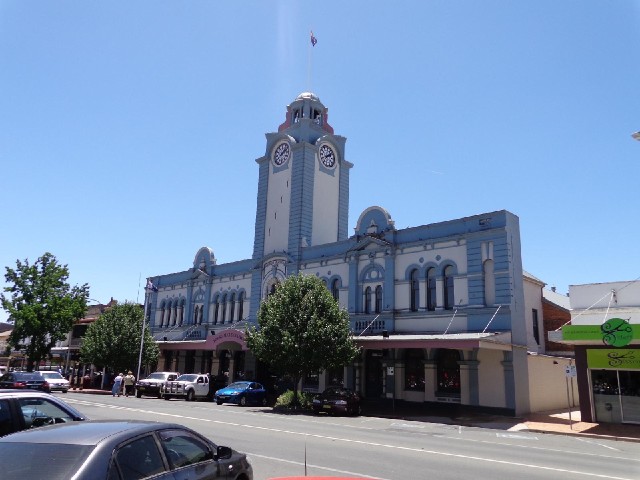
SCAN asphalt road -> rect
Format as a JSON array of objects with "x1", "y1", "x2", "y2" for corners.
[{"x1": 59, "y1": 392, "x2": 640, "y2": 480}]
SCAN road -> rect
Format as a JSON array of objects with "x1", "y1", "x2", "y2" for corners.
[{"x1": 59, "y1": 392, "x2": 639, "y2": 480}]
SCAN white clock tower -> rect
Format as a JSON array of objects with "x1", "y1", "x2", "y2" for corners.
[{"x1": 251, "y1": 93, "x2": 352, "y2": 294}]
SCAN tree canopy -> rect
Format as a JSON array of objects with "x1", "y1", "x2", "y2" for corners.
[
  {"x1": 1, "y1": 252, "x2": 89, "y2": 371},
  {"x1": 246, "y1": 273, "x2": 359, "y2": 398},
  {"x1": 80, "y1": 301, "x2": 159, "y2": 375}
]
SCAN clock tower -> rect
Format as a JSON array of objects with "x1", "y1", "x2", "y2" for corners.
[{"x1": 252, "y1": 92, "x2": 352, "y2": 281}]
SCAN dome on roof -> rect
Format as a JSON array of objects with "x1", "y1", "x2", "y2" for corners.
[{"x1": 295, "y1": 92, "x2": 320, "y2": 102}]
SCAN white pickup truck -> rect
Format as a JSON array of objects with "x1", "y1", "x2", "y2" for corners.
[{"x1": 161, "y1": 373, "x2": 212, "y2": 401}]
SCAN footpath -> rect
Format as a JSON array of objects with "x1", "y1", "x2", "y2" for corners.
[{"x1": 69, "y1": 388, "x2": 639, "y2": 443}]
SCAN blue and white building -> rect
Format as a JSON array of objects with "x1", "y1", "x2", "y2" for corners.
[{"x1": 146, "y1": 92, "x2": 564, "y2": 415}]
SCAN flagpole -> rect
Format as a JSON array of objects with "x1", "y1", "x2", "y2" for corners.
[{"x1": 308, "y1": 30, "x2": 312, "y2": 91}]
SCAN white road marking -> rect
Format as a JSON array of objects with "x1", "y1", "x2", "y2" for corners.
[{"x1": 66, "y1": 398, "x2": 636, "y2": 479}]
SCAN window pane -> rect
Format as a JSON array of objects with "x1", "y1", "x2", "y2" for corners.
[
  {"x1": 115, "y1": 435, "x2": 165, "y2": 479},
  {"x1": 159, "y1": 429, "x2": 212, "y2": 469},
  {"x1": 0, "y1": 444, "x2": 93, "y2": 480}
]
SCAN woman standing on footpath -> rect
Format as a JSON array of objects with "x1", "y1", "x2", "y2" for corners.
[
  {"x1": 112, "y1": 372, "x2": 123, "y2": 397},
  {"x1": 123, "y1": 371, "x2": 135, "y2": 397}
]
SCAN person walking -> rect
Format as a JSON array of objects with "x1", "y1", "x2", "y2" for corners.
[
  {"x1": 123, "y1": 371, "x2": 135, "y2": 397},
  {"x1": 112, "y1": 372, "x2": 123, "y2": 397}
]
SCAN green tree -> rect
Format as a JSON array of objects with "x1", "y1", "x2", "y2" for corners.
[
  {"x1": 1, "y1": 252, "x2": 89, "y2": 371},
  {"x1": 246, "y1": 273, "x2": 359, "y2": 404},
  {"x1": 80, "y1": 301, "x2": 159, "y2": 375}
]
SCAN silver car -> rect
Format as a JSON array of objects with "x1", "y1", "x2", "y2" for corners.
[
  {"x1": 0, "y1": 420, "x2": 253, "y2": 480},
  {"x1": 38, "y1": 371, "x2": 70, "y2": 393}
]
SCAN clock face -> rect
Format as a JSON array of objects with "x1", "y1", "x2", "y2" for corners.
[
  {"x1": 272, "y1": 141, "x2": 290, "y2": 166},
  {"x1": 319, "y1": 144, "x2": 336, "y2": 168}
]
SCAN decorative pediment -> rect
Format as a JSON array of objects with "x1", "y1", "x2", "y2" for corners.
[{"x1": 347, "y1": 235, "x2": 392, "y2": 254}]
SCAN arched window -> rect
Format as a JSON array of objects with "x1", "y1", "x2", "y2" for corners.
[
  {"x1": 410, "y1": 269, "x2": 419, "y2": 312},
  {"x1": 172, "y1": 303, "x2": 178, "y2": 326},
  {"x1": 435, "y1": 349, "x2": 461, "y2": 395},
  {"x1": 237, "y1": 292, "x2": 244, "y2": 321},
  {"x1": 483, "y1": 259, "x2": 495, "y2": 306},
  {"x1": 221, "y1": 295, "x2": 227, "y2": 324},
  {"x1": 427, "y1": 268, "x2": 436, "y2": 311},
  {"x1": 444, "y1": 265, "x2": 455, "y2": 310},
  {"x1": 213, "y1": 297, "x2": 219, "y2": 325},
  {"x1": 229, "y1": 293, "x2": 236, "y2": 323},
  {"x1": 375, "y1": 285, "x2": 382, "y2": 314},
  {"x1": 331, "y1": 279, "x2": 340, "y2": 302},
  {"x1": 364, "y1": 287, "x2": 371, "y2": 314},
  {"x1": 160, "y1": 303, "x2": 166, "y2": 327},
  {"x1": 179, "y1": 300, "x2": 185, "y2": 325}
]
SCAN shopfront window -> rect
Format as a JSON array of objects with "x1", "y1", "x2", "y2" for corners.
[
  {"x1": 592, "y1": 369, "x2": 640, "y2": 424},
  {"x1": 404, "y1": 349, "x2": 425, "y2": 392},
  {"x1": 302, "y1": 371, "x2": 320, "y2": 392},
  {"x1": 435, "y1": 349, "x2": 460, "y2": 396}
]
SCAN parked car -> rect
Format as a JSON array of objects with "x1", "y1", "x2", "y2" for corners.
[
  {"x1": 162, "y1": 373, "x2": 213, "y2": 401},
  {"x1": 0, "y1": 372, "x2": 50, "y2": 393},
  {"x1": 0, "y1": 390, "x2": 87, "y2": 437},
  {"x1": 38, "y1": 371, "x2": 70, "y2": 393},
  {"x1": 312, "y1": 387, "x2": 362, "y2": 416},
  {"x1": 214, "y1": 381, "x2": 268, "y2": 406},
  {"x1": 0, "y1": 420, "x2": 253, "y2": 480},
  {"x1": 135, "y1": 371, "x2": 180, "y2": 398}
]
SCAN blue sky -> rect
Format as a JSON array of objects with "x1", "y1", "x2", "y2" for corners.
[{"x1": 2, "y1": 1, "x2": 639, "y2": 323}]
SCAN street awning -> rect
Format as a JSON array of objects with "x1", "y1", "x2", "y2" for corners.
[{"x1": 355, "y1": 331, "x2": 513, "y2": 351}]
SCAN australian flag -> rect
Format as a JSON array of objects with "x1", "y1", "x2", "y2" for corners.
[
  {"x1": 146, "y1": 279, "x2": 158, "y2": 292},
  {"x1": 310, "y1": 31, "x2": 317, "y2": 47}
]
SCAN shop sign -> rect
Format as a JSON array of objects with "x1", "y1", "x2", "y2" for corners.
[
  {"x1": 210, "y1": 329, "x2": 246, "y2": 350},
  {"x1": 587, "y1": 349, "x2": 640, "y2": 369},
  {"x1": 562, "y1": 319, "x2": 637, "y2": 347}
]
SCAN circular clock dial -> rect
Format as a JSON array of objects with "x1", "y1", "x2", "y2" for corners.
[
  {"x1": 273, "y1": 142, "x2": 290, "y2": 166},
  {"x1": 319, "y1": 144, "x2": 336, "y2": 168}
]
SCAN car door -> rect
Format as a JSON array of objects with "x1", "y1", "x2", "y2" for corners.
[{"x1": 158, "y1": 429, "x2": 225, "y2": 479}]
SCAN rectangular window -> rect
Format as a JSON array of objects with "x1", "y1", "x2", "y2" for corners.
[{"x1": 532, "y1": 308, "x2": 540, "y2": 345}]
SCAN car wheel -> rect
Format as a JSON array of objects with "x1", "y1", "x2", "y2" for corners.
[
  {"x1": 186, "y1": 390, "x2": 195, "y2": 402},
  {"x1": 164, "y1": 394, "x2": 171, "y2": 401},
  {"x1": 240, "y1": 396, "x2": 247, "y2": 406},
  {"x1": 216, "y1": 399, "x2": 223, "y2": 405},
  {"x1": 62, "y1": 389, "x2": 68, "y2": 394}
]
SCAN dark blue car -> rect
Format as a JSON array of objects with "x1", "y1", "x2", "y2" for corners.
[{"x1": 214, "y1": 381, "x2": 267, "y2": 406}]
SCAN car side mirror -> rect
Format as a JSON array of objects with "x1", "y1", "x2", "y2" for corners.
[{"x1": 215, "y1": 446, "x2": 232, "y2": 461}]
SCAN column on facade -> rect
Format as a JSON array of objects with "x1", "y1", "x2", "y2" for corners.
[
  {"x1": 458, "y1": 359, "x2": 480, "y2": 406},
  {"x1": 424, "y1": 360, "x2": 437, "y2": 402},
  {"x1": 383, "y1": 248, "x2": 395, "y2": 312},
  {"x1": 501, "y1": 351, "x2": 515, "y2": 411},
  {"x1": 394, "y1": 355, "x2": 404, "y2": 401}
]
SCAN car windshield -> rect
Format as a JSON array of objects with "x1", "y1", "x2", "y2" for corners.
[
  {"x1": 147, "y1": 373, "x2": 169, "y2": 380},
  {"x1": 14, "y1": 373, "x2": 45, "y2": 381},
  {"x1": 226, "y1": 382, "x2": 250, "y2": 389},
  {"x1": 0, "y1": 443, "x2": 94, "y2": 480},
  {"x1": 176, "y1": 374, "x2": 198, "y2": 382},
  {"x1": 39, "y1": 372, "x2": 63, "y2": 379}
]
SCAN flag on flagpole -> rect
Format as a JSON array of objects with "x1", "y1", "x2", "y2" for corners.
[
  {"x1": 310, "y1": 31, "x2": 317, "y2": 47},
  {"x1": 146, "y1": 279, "x2": 158, "y2": 292}
]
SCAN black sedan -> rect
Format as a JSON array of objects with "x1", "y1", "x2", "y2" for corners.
[
  {"x1": 312, "y1": 387, "x2": 362, "y2": 416},
  {"x1": 0, "y1": 420, "x2": 253, "y2": 480},
  {"x1": 0, "y1": 372, "x2": 50, "y2": 392},
  {"x1": 0, "y1": 390, "x2": 87, "y2": 437}
]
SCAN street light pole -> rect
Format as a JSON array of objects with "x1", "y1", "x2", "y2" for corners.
[{"x1": 136, "y1": 288, "x2": 150, "y2": 382}]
